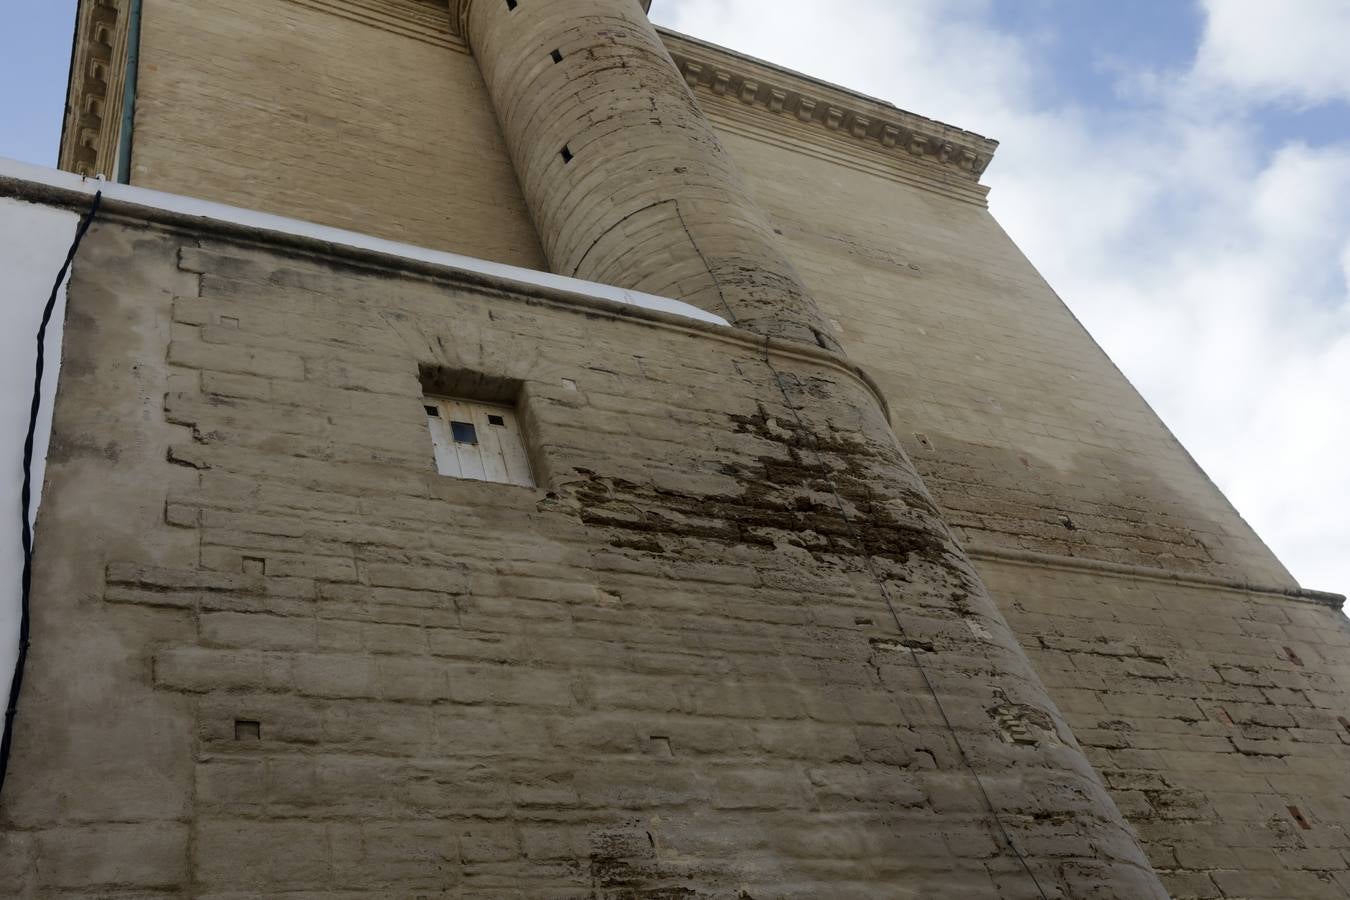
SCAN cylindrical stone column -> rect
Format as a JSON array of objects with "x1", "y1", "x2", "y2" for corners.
[{"x1": 455, "y1": 0, "x2": 839, "y2": 350}]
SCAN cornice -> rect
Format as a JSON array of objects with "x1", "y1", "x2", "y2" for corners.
[
  {"x1": 967, "y1": 544, "x2": 1346, "y2": 611},
  {"x1": 661, "y1": 30, "x2": 998, "y2": 200},
  {"x1": 59, "y1": 0, "x2": 129, "y2": 178}
]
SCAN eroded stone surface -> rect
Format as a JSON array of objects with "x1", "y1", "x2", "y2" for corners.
[{"x1": 0, "y1": 220, "x2": 1162, "y2": 896}]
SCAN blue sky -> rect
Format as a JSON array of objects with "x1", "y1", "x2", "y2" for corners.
[
  {"x1": 0, "y1": 4, "x2": 76, "y2": 166},
  {"x1": 1, "y1": 0, "x2": 1347, "y2": 593}
]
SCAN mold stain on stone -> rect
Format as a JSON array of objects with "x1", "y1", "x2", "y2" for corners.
[{"x1": 569, "y1": 404, "x2": 955, "y2": 576}]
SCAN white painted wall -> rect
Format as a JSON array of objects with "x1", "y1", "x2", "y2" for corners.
[{"x1": 0, "y1": 195, "x2": 79, "y2": 704}]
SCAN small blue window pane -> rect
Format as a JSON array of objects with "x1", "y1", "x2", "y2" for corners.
[{"x1": 450, "y1": 421, "x2": 478, "y2": 444}]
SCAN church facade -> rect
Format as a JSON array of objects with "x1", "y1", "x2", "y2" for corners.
[{"x1": 0, "y1": 0, "x2": 1346, "y2": 896}]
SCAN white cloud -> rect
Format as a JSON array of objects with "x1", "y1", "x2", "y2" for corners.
[
  {"x1": 653, "y1": 0, "x2": 1350, "y2": 594},
  {"x1": 1195, "y1": 0, "x2": 1350, "y2": 106}
]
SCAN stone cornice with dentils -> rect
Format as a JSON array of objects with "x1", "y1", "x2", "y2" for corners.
[
  {"x1": 660, "y1": 31, "x2": 999, "y2": 185},
  {"x1": 61, "y1": 0, "x2": 999, "y2": 193},
  {"x1": 59, "y1": 0, "x2": 128, "y2": 179}
]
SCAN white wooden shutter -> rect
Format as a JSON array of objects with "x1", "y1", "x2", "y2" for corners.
[{"x1": 424, "y1": 397, "x2": 534, "y2": 487}]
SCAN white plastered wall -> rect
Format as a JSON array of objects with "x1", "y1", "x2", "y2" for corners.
[{"x1": 0, "y1": 195, "x2": 79, "y2": 700}]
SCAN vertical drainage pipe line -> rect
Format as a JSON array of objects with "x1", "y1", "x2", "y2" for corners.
[
  {"x1": 0, "y1": 190, "x2": 103, "y2": 802},
  {"x1": 115, "y1": 0, "x2": 143, "y2": 185}
]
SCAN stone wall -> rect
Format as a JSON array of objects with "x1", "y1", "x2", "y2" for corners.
[
  {"x1": 985, "y1": 561, "x2": 1350, "y2": 899},
  {"x1": 120, "y1": 0, "x2": 1294, "y2": 588},
  {"x1": 40, "y1": 1, "x2": 1350, "y2": 896},
  {"x1": 459, "y1": 0, "x2": 837, "y2": 348},
  {"x1": 0, "y1": 203, "x2": 1162, "y2": 896},
  {"x1": 131, "y1": 0, "x2": 546, "y2": 267},
  {"x1": 710, "y1": 124, "x2": 1292, "y2": 587}
]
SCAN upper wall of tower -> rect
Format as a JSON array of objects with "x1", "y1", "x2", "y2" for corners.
[{"x1": 58, "y1": 0, "x2": 1301, "y2": 590}]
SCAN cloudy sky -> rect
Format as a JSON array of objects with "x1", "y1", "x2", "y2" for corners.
[{"x1": 0, "y1": 1, "x2": 1345, "y2": 594}]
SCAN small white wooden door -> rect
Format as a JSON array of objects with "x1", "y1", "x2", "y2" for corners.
[{"x1": 425, "y1": 397, "x2": 534, "y2": 487}]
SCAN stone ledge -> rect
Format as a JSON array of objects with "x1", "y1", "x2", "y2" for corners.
[
  {"x1": 0, "y1": 160, "x2": 895, "y2": 427},
  {"x1": 968, "y1": 544, "x2": 1346, "y2": 610}
]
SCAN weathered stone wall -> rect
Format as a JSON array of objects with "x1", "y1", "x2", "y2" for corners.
[
  {"x1": 120, "y1": 0, "x2": 1293, "y2": 588},
  {"x1": 42, "y1": 1, "x2": 1350, "y2": 897},
  {"x1": 715, "y1": 118, "x2": 1350, "y2": 900},
  {"x1": 709, "y1": 124, "x2": 1291, "y2": 587},
  {"x1": 0, "y1": 207, "x2": 1162, "y2": 897},
  {"x1": 131, "y1": 0, "x2": 547, "y2": 268},
  {"x1": 984, "y1": 561, "x2": 1350, "y2": 899},
  {"x1": 459, "y1": 0, "x2": 836, "y2": 348}
]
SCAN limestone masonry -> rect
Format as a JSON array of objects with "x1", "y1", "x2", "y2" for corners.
[{"x1": 1, "y1": 0, "x2": 1346, "y2": 897}]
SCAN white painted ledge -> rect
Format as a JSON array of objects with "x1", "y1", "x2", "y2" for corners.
[{"x1": 0, "y1": 157, "x2": 732, "y2": 328}]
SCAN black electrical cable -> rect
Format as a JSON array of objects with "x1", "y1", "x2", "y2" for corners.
[{"x1": 0, "y1": 190, "x2": 102, "y2": 801}]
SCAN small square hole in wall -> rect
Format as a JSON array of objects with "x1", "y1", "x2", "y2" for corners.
[
  {"x1": 242, "y1": 556, "x2": 265, "y2": 575},
  {"x1": 643, "y1": 736, "x2": 673, "y2": 758},
  {"x1": 423, "y1": 395, "x2": 533, "y2": 487},
  {"x1": 505, "y1": 0, "x2": 517, "y2": 9},
  {"x1": 235, "y1": 719, "x2": 261, "y2": 741},
  {"x1": 551, "y1": 49, "x2": 563, "y2": 64},
  {"x1": 560, "y1": 145, "x2": 574, "y2": 164}
]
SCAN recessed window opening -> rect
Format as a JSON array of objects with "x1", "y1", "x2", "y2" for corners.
[
  {"x1": 505, "y1": 0, "x2": 517, "y2": 9},
  {"x1": 551, "y1": 48, "x2": 563, "y2": 64},
  {"x1": 450, "y1": 421, "x2": 478, "y2": 445},
  {"x1": 423, "y1": 394, "x2": 534, "y2": 487},
  {"x1": 560, "y1": 145, "x2": 574, "y2": 164}
]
